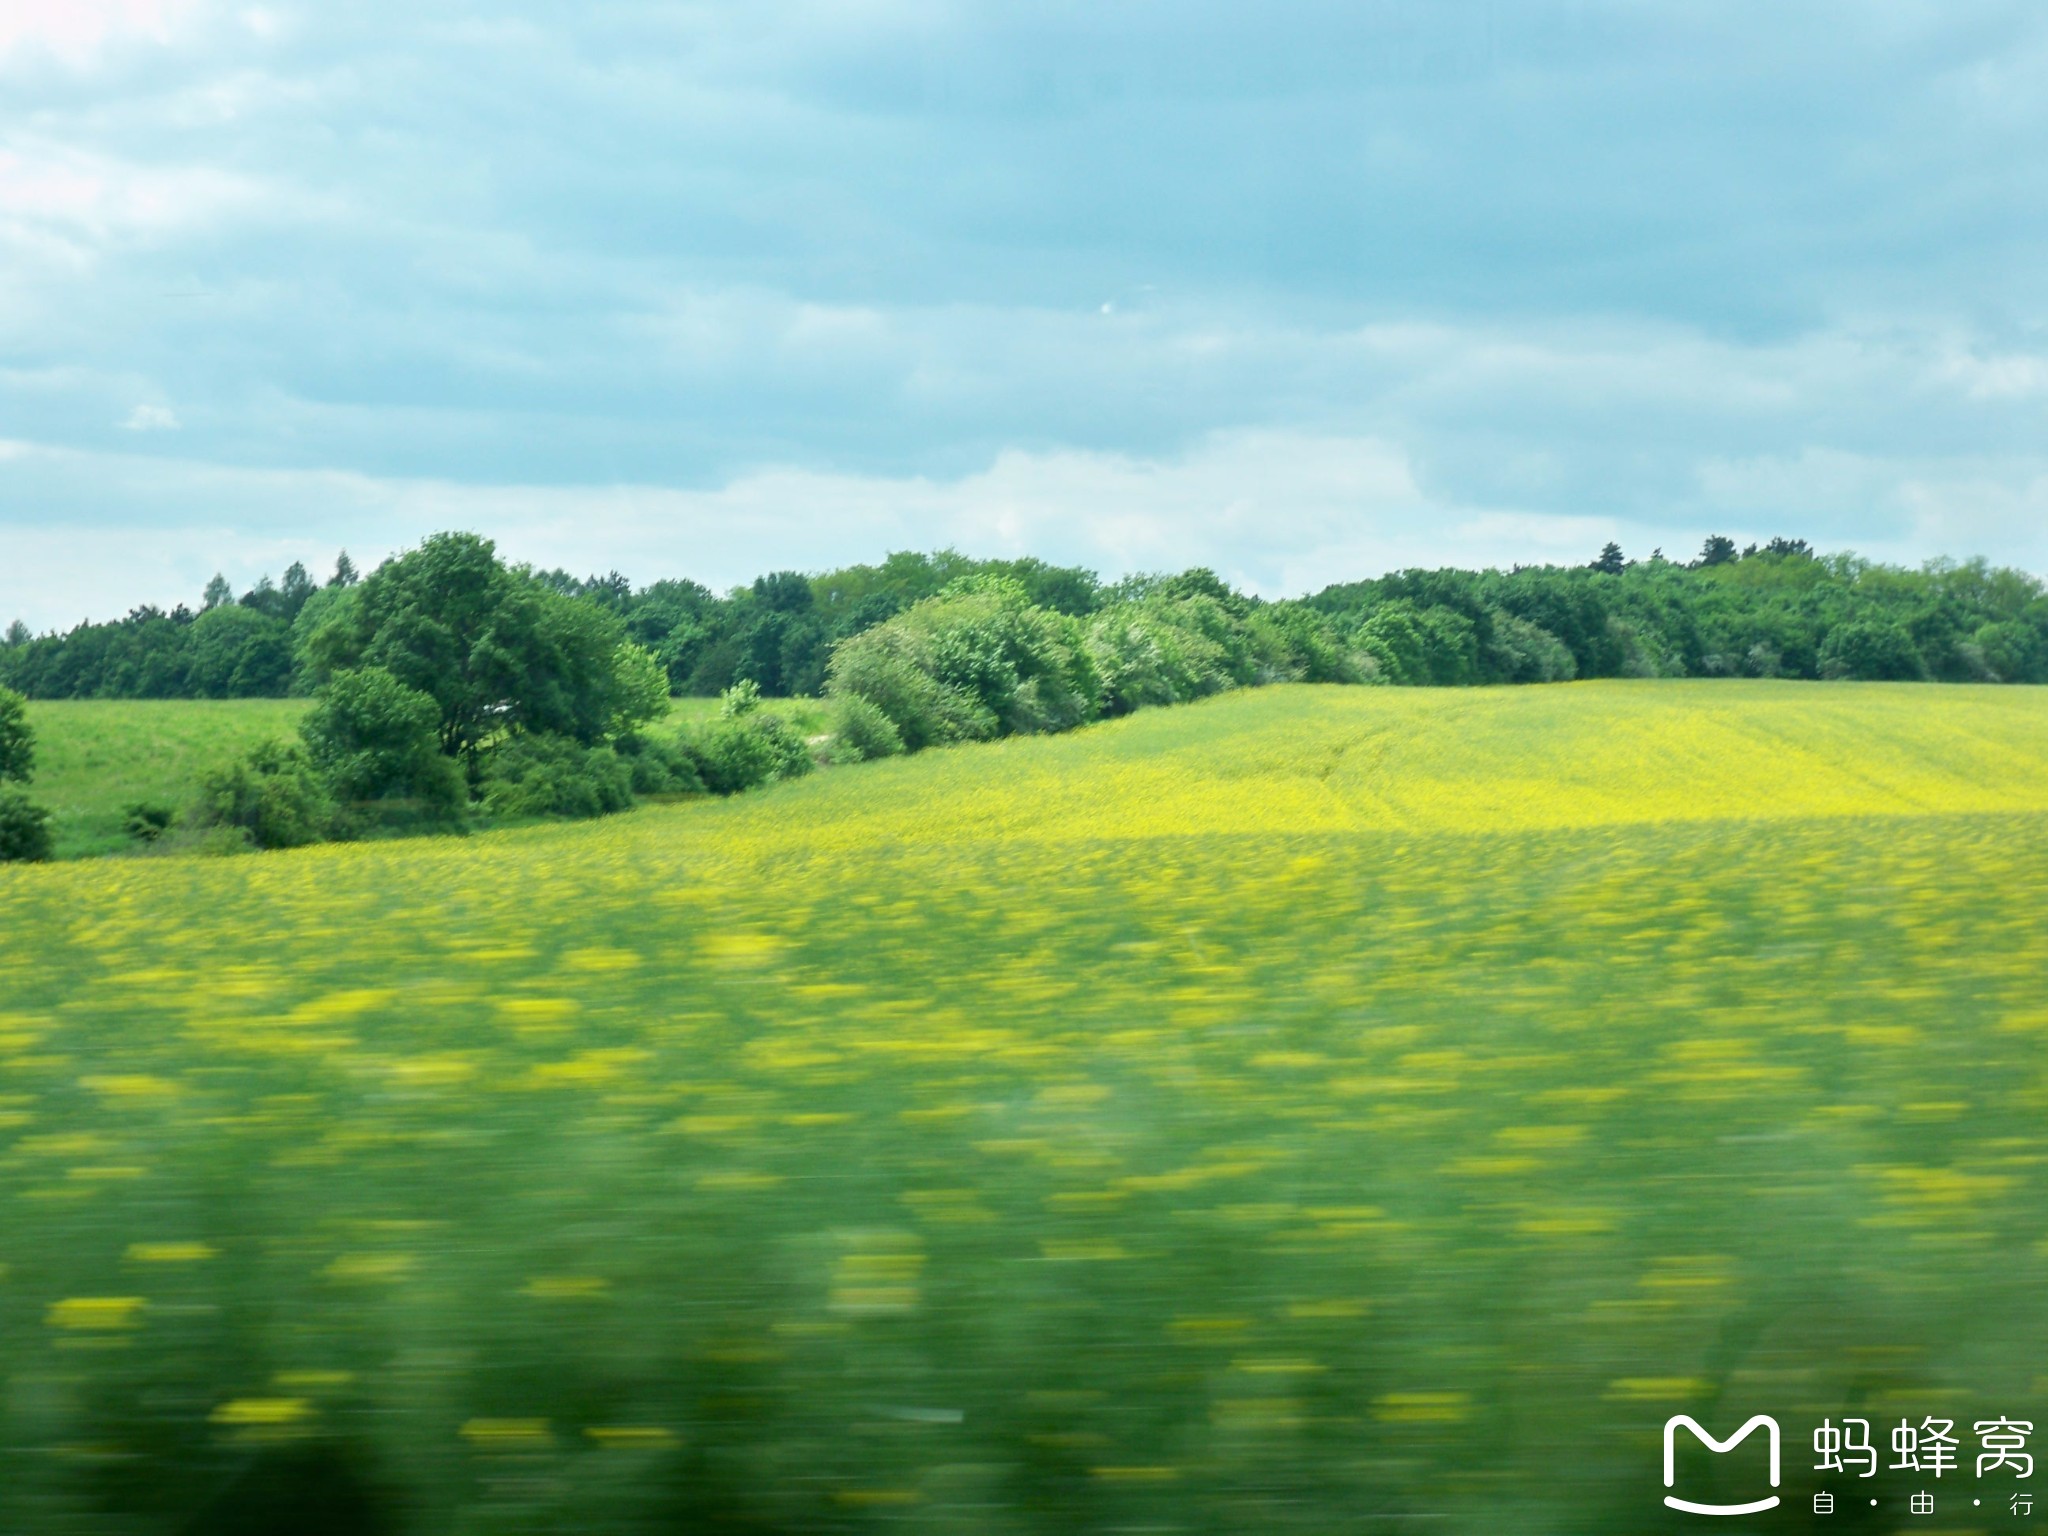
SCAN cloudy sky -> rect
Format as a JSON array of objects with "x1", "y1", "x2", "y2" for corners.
[{"x1": 3, "y1": 1, "x2": 2046, "y2": 627}]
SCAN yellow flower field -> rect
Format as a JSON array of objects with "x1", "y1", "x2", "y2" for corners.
[{"x1": 3, "y1": 680, "x2": 2046, "y2": 1533}]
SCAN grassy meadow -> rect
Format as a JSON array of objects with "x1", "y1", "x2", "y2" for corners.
[
  {"x1": 22, "y1": 695, "x2": 828, "y2": 860},
  {"x1": 3, "y1": 680, "x2": 2047, "y2": 1533},
  {"x1": 24, "y1": 700, "x2": 309, "y2": 859}
]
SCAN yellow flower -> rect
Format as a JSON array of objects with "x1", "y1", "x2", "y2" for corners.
[{"x1": 48, "y1": 1297, "x2": 145, "y2": 1331}]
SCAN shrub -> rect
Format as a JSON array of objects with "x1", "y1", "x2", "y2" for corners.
[
  {"x1": 300, "y1": 666, "x2": 465, "y2": 822},
  {"x1": 827, "y1": 624, "x2": 994, "y2": 752},
  {"x1": 1084, "y1": 613, "x2": 1175, "y2": 714},
  {"x1": 613, "y1": 732, "x2": 707, "y2": 796},
  {"x1": 688, "y1": 718, "x2": 777, "y2": 796},
  {"x1": 922, "y1": 580, "x2": 1098, "y2": 734},
  {"x1": 123, "y1": 802, "x2": 176, "y2": 843},
  {"x1": 832, "y1": 693, "x2": 904, "y2": 762},
  {"x1": 193, "y1": 739, "x2": 335, "y2": 850},
  {"x1": 0, "y1": 684, "x2": 32, "y2": 783},
  {"x1": 687, "y1": 712, "x2": 815, "y2": 796},
  {"x1": 0, "y1": 787, "x2": 53, "y2": 862},
  {"x1": 827, "y1": 580, "x2": 1098, "y2": 748},
  {"x1": 480, "y1": 733, "x2": 635, "y2": 820},
  {"x1": 1085, "y1": 598, "x2": 1247, "y2": 714}
]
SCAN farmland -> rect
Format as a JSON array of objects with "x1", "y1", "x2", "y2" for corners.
[{"x1": 3, "y1": 680, "x2": 2046, "y2": 1533}]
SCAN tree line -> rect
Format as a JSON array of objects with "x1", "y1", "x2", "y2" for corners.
[
  {"x1": 1310, "y1": 538, "x2": 2048, "y2": 686},
  {"x1": 7, "y1": 536, "x2": 2048, "y2": 707},
  {"x1": 4, "y1": 531, "x2": 2045, "y2": 860}
]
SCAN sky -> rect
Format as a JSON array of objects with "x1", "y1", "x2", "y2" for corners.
[{"x1": 3, "y1": 0, "x2": 2046, "y2": 628}]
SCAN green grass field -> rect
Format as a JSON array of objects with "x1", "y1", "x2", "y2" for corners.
[
  {"x1": 3, "y1": 681, "x2": 2046, "y2": 1534},
  {"x1": 21, "y1": 695, "x2": 826, "y2": 860},
  {"x1": 23, "y1": 699, "x2": 310, "y2": 859}
]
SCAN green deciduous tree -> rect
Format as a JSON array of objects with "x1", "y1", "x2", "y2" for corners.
[
  {"x1": 187, "y1": 604, "x2": 293, "y2": 697},
  {"x1": 0, "y1": 686, "x2": 49, "y2": 862},
  {"x1": 609, "y1": 643, "x2": 672, "y2": 737},
  {"x1": 1972, "y1": 620, "x2": 2046, "y2": 684},
  {"x1": 300, "y1": 666, "x2": 465, "y2": 819},
  {"x1": 826, "y1": 623, "x2": 996, "y2": 751},
  {"x1": 1485, "y1": 612, "x2": 1578, "y2": 682},
  {"x1": 1818, "y1": 619, "x2": 1928, "y2": 681},
  {"x1": 0, "y1": 685, "x2": 33, "y2": 783},
  {"x1": 827, "y1": 577, "x2": 1101, "y2": 748},
  {"x1": 299, "y1": 532, "x2": 663, "y2": 768}
]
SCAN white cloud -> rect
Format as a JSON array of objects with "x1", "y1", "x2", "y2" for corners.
[
  {"x1": 0, "y1": 141, "x2": 268, "y2": 250},
  {"x1": 0, "y1": 428, "x2": 1558, "y2": 626},
  {"x1": 1932, "y1": 343, "x2": 2048, "y2": 401},
  {"x1": 10, "y1": 392, "x2": 2048, "y2": 631},
  {"x1": 3, "y1": 0, "x2": 2048, "y2": 629},
  {"x1": 0, "y1": 0, "x2": 202, "y2": 69},
  {"x1": 1695, "y1": 447, "x2": 2048, "y2": 567},
  {"x1": 121, "y1": 402, "x2": 178, "y2": 430}
]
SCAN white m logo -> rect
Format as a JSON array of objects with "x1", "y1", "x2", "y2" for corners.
[{"x1": 1663, "y1": 1414, "x2": 1781, "y2": 1516}]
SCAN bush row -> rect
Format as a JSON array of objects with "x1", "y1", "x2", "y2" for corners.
[
  {"x1": 825, "y1": 571, "x2": 1363, "y2": 756},
  {"x1": 189, "y1": 684, "x2": 818, "y2": 851}
]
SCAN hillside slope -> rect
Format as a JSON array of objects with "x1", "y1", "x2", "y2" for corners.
[{"x1": 658, "y1": 678, "x2": 2048, "y2": 858}]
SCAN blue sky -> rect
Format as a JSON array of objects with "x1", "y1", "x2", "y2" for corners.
[{"x1": 3, "y1": 1, "x2": 2046, "y2": 628}]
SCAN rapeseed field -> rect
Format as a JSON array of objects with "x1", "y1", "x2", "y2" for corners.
[{"x1": 3, "y1": 680, "x2": 2046, "y2": 1533}]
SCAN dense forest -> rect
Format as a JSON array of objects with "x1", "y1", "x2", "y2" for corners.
[{"x1": 5, "y1": 535, "x2": 2047, "y2": 704}]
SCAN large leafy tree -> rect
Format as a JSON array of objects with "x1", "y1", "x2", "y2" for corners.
[{"x1": 299, "y1": 532, "x2": 664, "y2": 766}]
